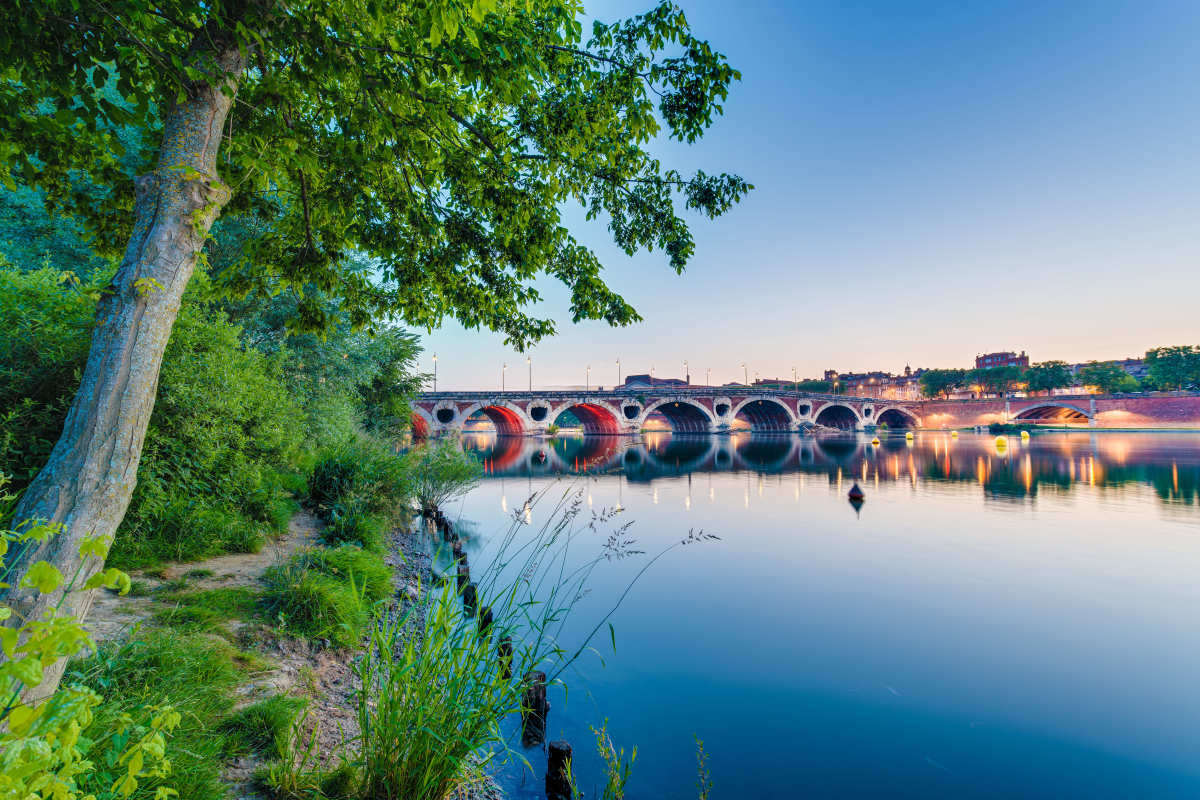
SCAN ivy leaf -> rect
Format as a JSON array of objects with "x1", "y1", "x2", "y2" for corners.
[{"x1": 21, "y1": 561, "x2": 64, "y2": 595}]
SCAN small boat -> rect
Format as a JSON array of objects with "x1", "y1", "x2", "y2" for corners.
[{"x1": 847, "y1": 482, "x2": 866, "y2": 501}]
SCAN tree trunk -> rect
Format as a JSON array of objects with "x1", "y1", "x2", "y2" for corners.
[{"x1": 1, "y1": 44, "x2": 245, "y2": 698}]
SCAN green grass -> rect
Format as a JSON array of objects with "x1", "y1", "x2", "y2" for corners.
[
  {"x1": 220, "y1": 693, "x2": 309, "y2": 760},
  {"x1": 185, "y1": 568, "x2": 216, "y2": 579},
  {"x1": 262, "y1": 545, "x2": 391, "y2": 647},
  {"x1": 68, "y1": 631, "x2": 255, "y2": 800},
  {"x1": 152, "y1": 587, "x2": 261, "y2": 635}
]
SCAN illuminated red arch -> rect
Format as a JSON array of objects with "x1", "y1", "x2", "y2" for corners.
[
  {"x1": 463, "y1": 403, "x2": 528, "y2": 436},
  {"x1": 552, "y1": 402, "x2": 623, "y2": 435}
]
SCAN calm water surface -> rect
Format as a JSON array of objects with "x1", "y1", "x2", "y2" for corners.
[{"x1": 445, "y1": 431, "x2": 1200, "y2": 799}]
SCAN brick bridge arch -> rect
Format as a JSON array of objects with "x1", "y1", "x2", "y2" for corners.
[
  {"x1": 730, "y1": 396, "x2": 796, "y2": 432},
  {"x1": 639, "y1": 397, "x2": 717, "y2": 433},
  {"x1": 549, "y1": 400, "x2": 624, "y2": 435},
  {"x1": 1013, "y1": 402, "x2": 1091, "y2": 423},
  {"x1": 457, "y1": 401, "x2": 531, "y2": 436}
]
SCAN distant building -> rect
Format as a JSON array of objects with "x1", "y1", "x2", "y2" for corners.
[
  {"x1": 621, "y1": 374, "x2": 688, "y2": 389},
  {"x1": 822, "y1": 365, "x2": 925, "y2": 400},
  {"x1": 976, "y1": 351, "x2": 1029, "y2": 369},
  {"x1": 1068, "y1": 358, "x2": 1148, "y2": 382}
]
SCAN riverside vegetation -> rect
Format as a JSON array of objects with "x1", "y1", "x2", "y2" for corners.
[
  {"x1": 1, "y1": 0, "x2": 747, "y2": 795},
  {"x1": 0, "y1": 260, "x2": 712, "y2": 798}
]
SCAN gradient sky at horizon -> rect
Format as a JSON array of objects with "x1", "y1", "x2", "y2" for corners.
[{"x1": 425, "y1": 0, "x2": 1200, "y2": 390}]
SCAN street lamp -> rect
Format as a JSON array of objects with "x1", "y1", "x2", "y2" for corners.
[
  {"x1": 586, "y1": 365, "x2": 591, "y2": 392},
  {"x1": 683, "y1": 360, "x2": 689, "y2": 385},
  {"x1": 502, "y1": 362, "x2": 507, "y2": 393},
  {"x1": 706, "y1": 367, "x2": 711, "y2": 387},
  {"x1": 792, "y1": 366, "x2": 798, "y2": 393},
  {"x1": 741, "y1": 362, "x2": 747, "y2": 386},
  {"x1": 526, "y1": 356, "x2": 532, "y2": 391},
  {"x1": 616, "y1": 358, "x2": 621, "y2": 388},
  {"x1": 432, "y1": 353, "x2": 437, "y2": 392}
]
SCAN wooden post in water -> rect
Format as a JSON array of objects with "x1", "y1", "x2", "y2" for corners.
[
  {"x1": 498, "y1": 635, "x2": 513, "y2": 680},
  {"x1": 478, "y1": 604, "x2": 494, "y2": 635},
  {"x1": 456, "y1": 561, "x2": 470, "y2": 592},
  {"x1": 546, "y1": 740, "x2": 573, "y2": 800},
  {"x1": 463, "y1": 582, "x2": 478, "y2": 613},
  {"x1": 451, "y1": 538, "x2": 464, "y2": 559},
  {"x1": 521, "y1": 670, "x2": 549, "y2": 746}
]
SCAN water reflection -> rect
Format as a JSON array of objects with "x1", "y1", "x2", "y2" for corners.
[{"x1": 461, "y1": 431, "x2": 1200, "y2": 506}]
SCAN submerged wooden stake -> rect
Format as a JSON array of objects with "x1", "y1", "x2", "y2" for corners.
[
  {"x1": 463, "y1": 582, "x2": 478, "y2": 612},
  {"x1": 456, "y1": 561, "x2": 470, "y2": 592},
  {"x1": 498, "y1": 635, "x2": 513, "y2": 680},
  {"x1": 478, "y1": 604, "x2": 494, "y2": 635},
  {"x1": 521, "y1": 670, "x2": 549, "y2": 747},
  {"x1": 546, "y1": 740, "x2": 573, "y2": 800}
]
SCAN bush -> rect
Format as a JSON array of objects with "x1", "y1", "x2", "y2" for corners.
[
  {"x1": 262, "y1": 545, "x2": 391, "y2": 647},
  {"x1": 220, "y1": 693, "x2": 309, "y2": 760},
  {"x1": 308, "y1": 439, "x2": 409, "y2": 551},
  {"x1": 70, "y1": 632, "x2": 248, "y2": 799},
  {"x1": 401, "y1": 438, "x2": 482, "y2": 514}
]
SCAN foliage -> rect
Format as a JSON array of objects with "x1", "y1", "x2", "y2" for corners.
[
  {"x1": 0, "y1": 498, "x2": 179, "y2": 800},
  {"x1": 0, "y1": 264, "x2": 95, "y2": 490},
  {"x1": 546, "y1": 423, "x2": 561, "y2": 436},
  {"x1": 69, "y1": 631, "x2": 250, "y2": 800},
  {"x1": 275, "y1": 487, "x2": 718, "y2": 800},
  {"x1": 308, "y1": 439, "x2": 411, "y2": 552},
  {"x1": 967, "y1": 365, "x2": 1024, "y2": 396},
  {"x1": 1145, "y1": 345, "x2": 1200, "y2": 391},
  {"x1": 795, "y1": 379, "x2": 833, "y2": 393},
  {"x1": 3, "y1": 0, "x2": 747, "y2": 348},
  {"x1": 262, "y1": 546, "x2": 392, "y2": 647},
  {"x1": 594, "y1": 720, "x2": 637, "y2": 800},
  {"x1": 919, "y1": 368, "x2": 966, "y2": 399},
  {"x1": 219, "y1": 693, "x2": 308, "y2": 760},
  {"x1": 1077, "y1": 361, "x2": 1138, "y2": 394},
  {"x1": 1024, "y1": 360, "x2": 1072, "y2": 395},
  {"x1": 403, "y1": 439, "x2": 483, "y2": 514}
]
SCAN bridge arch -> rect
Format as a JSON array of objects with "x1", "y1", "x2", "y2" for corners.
[
  {"x1": 875, "y1": 405, "x2": 920, "y2": 429},
  {"x1": 640, "y1": 397, "x2": 715, "y2": 434},
  {"x1": 731, "y1": 396, "x2": 795, "y2": 433},
  {"x1": 458, "y1": 401, "x2": 530, "y2": 436},
  {"x1": 814, "y1": 402, "x2": 861, "y2": 431},
  {"x1": 1013, "y1": 403, "x2": 1091, "y2": 423},
  {"x1": 549, "y1": 400, "x2": 624, "y2": 435}
]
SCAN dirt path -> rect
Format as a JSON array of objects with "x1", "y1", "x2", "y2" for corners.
[
  {"x1": 87, "y1": 510, "x2": 320, "y2": 645},
  {"x1": 85, "y1": 510, "x2": 435, "y2": 800}
]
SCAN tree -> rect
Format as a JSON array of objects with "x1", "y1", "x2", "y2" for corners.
[
  {"x1": 1077, "y1": 361, "x2": 1138, "y2": 394},
  {"x1": 1, "y1": 0, "x2": 748, "y2": 692},
  {"x1": 1024, "y1": 360, "x2": 1072, "y2": 395},
  {"x1": 1145, "y1": 346, "x2": 1200, "y2": 391},
  {"x1": 967, "y1": 365, "x2": 1024, "y2": 397},
  {"x1": 919, "y1": 368, "x2": 966, "y2": 399}
]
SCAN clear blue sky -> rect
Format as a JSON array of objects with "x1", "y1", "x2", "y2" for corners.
[{"x1": 426, "y1": 0, "x2": 1200, "y2": 390}]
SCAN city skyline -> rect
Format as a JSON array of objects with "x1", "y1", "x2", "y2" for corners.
[{"x1": 424, "y1": 0, "x2": 1200, "y2": 390}]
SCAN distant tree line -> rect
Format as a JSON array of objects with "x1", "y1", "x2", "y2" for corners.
[{"x1": 918, "y1": 346, "x2": 1200, "y2": 398}]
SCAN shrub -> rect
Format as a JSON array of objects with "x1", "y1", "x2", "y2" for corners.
[
  {"x1": 262, "y1": 545, "x2": 391, "y2": 647},
  {"x1": 0, "y1": 503, "x2": 181, "y2": 800},
  {"x1": 220, "y1": 693, "x2": 309, "y2": 760},
  {"x1": 402, "y1": 437, "x2": 482, "y2": 514}
]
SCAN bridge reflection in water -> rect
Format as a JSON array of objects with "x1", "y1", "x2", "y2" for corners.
[{"x1": 459, "y1": 431, "x2": 1200, "y2": 506}]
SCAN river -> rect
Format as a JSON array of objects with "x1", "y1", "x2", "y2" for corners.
[{"x1": 444, "y1": 431, "x2": 1200, "y2": 799}]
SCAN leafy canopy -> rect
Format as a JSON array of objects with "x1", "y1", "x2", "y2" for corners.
[{"x1": 2, "y1": 0, "x2": 749, "y2": 347}]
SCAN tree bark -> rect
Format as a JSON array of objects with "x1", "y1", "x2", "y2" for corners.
[{"x1": 0, "y1": 42, "x2": 245, "y2": 698}]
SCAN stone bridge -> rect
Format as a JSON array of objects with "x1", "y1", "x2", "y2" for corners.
[
  {"x1": 412, "y1": 390, "x2": 1200, "y2": 436},
  {"x1": 412, "y1": 389, "x2": 921, "y2": 436}
]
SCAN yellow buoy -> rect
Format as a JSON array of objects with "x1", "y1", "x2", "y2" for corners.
[
  {"x1": 905, "y1": 431, "x2": 914, "y2": 440},
  {"x1": 950, "y1": 430, "x2": 959, "y2": 438},
  {"x1": 1020, "y1": 430, "x2": 1030, "y2": 439},
  {"x1": 870, "y1": 437, "x2": 880, "y2": 446},
  {"x1": 994, "y1": 435, "x2": 1008, "y2": 449}
]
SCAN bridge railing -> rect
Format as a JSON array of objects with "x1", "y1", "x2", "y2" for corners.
[{"x1": 414, "y1": 387, "x2": 889, "y2": 404}]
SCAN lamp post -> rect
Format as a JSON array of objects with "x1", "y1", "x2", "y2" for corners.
[
  {"x1": 502, "y1": 362, "x2": 507, "y2": 393},
  {"x1": 526, "y1": 356, "x2": 532, "y2": 391},
  {"x1": 741, "y1": 363, "x2": 747, "y2": 386},
  {"x1": 683, "y1": 360, "x2": 689, "y2": 385},
  {"x1": 616, "y1": 358, "x2": 621, "y2": 388},
  {"x1": 706, "y1": 367, "x2": 711, "y2": 387},
  {"x1": 586, "y1": 365, "x2": 591, "y2": 392},
  {"x1": 432, "y1": 353, "x2": 437, "y2": 392},
  {"x1": 792, "y1": 367, "x2": 797, "y2": 393}
]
